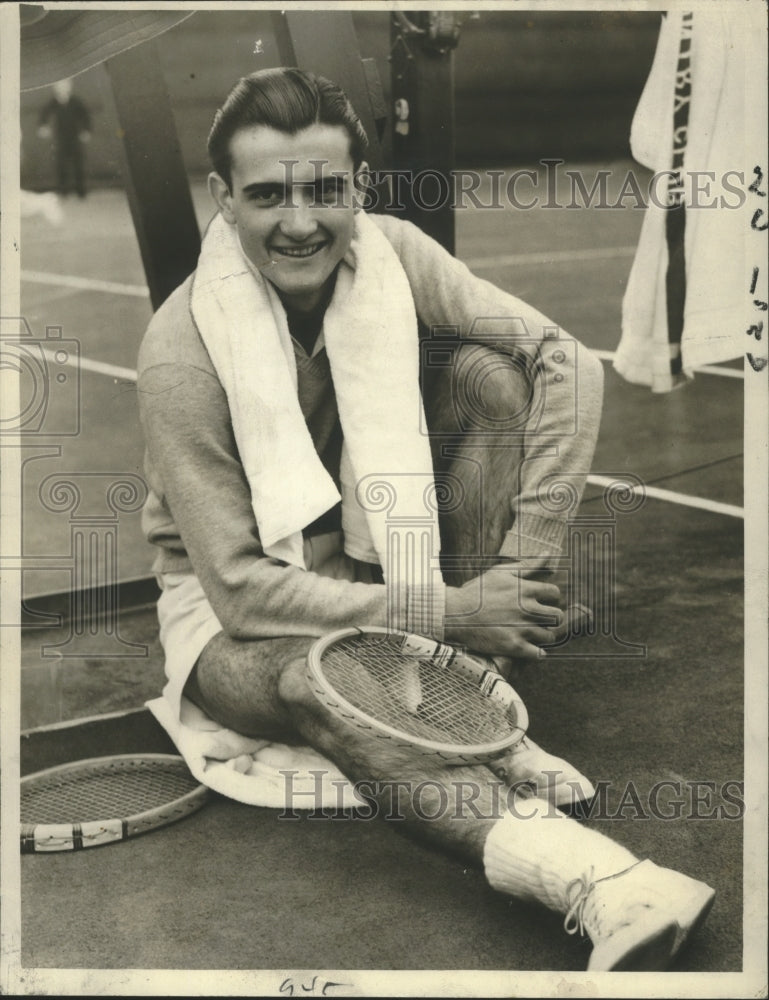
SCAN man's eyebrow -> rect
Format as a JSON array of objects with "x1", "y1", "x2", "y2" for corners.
[
  {"x1": 240, "y1": 181, "x2": 286, "y2": 195},
  {"x1": 239, "y1": 177, "x2": 348, "y2": 203}
]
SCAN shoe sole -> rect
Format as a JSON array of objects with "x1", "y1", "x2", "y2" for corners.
[
  {"x1": 586, "y1": 882, "x2": 716, "y2": 972},
  {"x1": 588, "y1": 913, "x2": 680, "y2": 972},
  {"x1": 672, "y1": 884, "x2": 716, "y2": 956}
]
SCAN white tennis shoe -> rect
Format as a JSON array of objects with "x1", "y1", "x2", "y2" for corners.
[
  {"x1": 563, "y1": 859, "x2": 716, "y2": 971},
  {"x1": 489, "y1": 736, "x2": 596, "y2": 812}
]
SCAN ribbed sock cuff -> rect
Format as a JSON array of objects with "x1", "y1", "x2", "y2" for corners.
[
  {"x1": 483, "y1": 802, "x2": 570, "y2": 912},
  {"x1": 482, "y1": 802, "x2": 638, "y2": 914}
]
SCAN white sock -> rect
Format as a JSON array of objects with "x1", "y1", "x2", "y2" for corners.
[{"x1": 483, "y1": 798, "x2": 638, "y2": 914}]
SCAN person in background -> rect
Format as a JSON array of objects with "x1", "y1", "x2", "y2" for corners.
[{"x1": 37, "y1": 78, "x2": 92, "y2": 199}]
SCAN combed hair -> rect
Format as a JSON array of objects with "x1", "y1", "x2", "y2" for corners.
[{"x1": 208, "y1": 67, "x2": 369, "y2": 189}]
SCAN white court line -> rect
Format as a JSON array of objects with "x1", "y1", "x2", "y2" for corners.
[
  {"x1": 41, "y1": 347, "x2": 138, "y2": 383},
  {"x1": 15, "y1": 265, "x2": 749, "y2": 381},
  {"x1": 24, "y1": 249, "x2": 637, "y2": 297},
  {"x1": 21, "y1": 268, "x2": 149, "y2": 298},
  {"x1": 41, "y1": 348, "x2": 745, "y2": 518},
  {"x1": 464, "y1": 254, "x2": 742, "y2": 379},
  {"x1": 20, "y1": 705, "x2": 148, "y2": 736},
  {"x1": 695, "y1": 364, "x2": 744, "y2": 379},
  {"x1": 48, "y1": 348, "x2": 743, "y2": 391},
  {"x1": 587, "y1": 474, "x2": 743, "y2": 519},
  {"x1": 591, "y1": 347, "x2": 744, "y2": 380},
  {"x1": 463, "y1": 245, "x2": 637, "y2": 269}
]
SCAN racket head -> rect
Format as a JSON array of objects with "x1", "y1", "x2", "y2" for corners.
[
  {"x1": 306, "y1": 627, "x2": 529, "y2": 764},
  {"x1": 20, "y1": 753, "x2": 210, "y2": 853}
]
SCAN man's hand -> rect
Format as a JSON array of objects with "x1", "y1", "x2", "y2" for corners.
[{"x1": 444, "y1": 567, "x2": 564, "y2": 660}]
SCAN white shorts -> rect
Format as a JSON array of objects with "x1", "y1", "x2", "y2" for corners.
[{"x1": 146, "y1": 532, "x2": 372, "y2": 809}]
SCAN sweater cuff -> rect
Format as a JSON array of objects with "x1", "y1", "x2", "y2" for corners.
[
  {"x1": 498, "y1": 514, "x2": 567, "y2": 567},
  {"x1": 400, "y1": 579, "x2": 446, "y2": 641}
]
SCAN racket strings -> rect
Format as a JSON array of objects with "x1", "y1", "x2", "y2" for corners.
[
  {"x1": 21, "y1": 759, "x2": 200, "y2": 824},
  {"x1": 321, "y1": 636, "x2": 519, "y2": 746}
]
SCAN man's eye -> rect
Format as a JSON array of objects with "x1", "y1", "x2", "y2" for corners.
[
  {"x1": 316, "y1": 180, "x2": 347, "y2": 204},
  {"x1": 248, "y1": 188, "x2": 284, "y2": 205}
]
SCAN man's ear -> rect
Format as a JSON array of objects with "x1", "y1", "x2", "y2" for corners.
[
  {"x1": 208, "y1": 171, "x2": 237, "y2": 224},
  {"x1": 352, "y1": 161, "x2": 371, "y2": 213}
]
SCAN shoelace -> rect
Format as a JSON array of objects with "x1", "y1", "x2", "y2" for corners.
[
  {"x1": 563, "y1": 861, "x2": 645, "y2": 938},
  {"x1": 564, "y1": 866, "x2": 596, "y2": 937}
]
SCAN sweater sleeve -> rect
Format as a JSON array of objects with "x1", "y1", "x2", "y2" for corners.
[
  {"x1": 138, "y1": 360, "x2": 396, "y2": 640},
  {"x1": 373, "y1": 214, "x2": 605, "y2": 565}
]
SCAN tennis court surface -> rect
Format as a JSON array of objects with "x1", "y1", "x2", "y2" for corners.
[{"x1": 19, "y1": 165, "x2": 744, "y2": 975}]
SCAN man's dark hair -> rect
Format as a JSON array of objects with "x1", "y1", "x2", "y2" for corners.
[{"x1": 208, "y1": 67, "x2": 369, "y2": 190}]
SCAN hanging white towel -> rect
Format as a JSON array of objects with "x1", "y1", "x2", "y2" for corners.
[{"x1": 616, "y1": 6, "x2": 763, "y2": 391}]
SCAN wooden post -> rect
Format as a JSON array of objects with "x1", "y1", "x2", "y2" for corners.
[
  {"x1": 273, "y1": 10, "x2": 387, "y2": 173},
  {"x1": 105, "y1": 39, "x2": 201, "y2": 310}
]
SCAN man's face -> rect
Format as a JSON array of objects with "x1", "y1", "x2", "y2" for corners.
[{"x1": 209, "y1": 123, "x2": 362, "y2": 312}]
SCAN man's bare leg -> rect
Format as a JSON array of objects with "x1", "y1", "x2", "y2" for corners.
[
  {"x1": 186, "y1": 631, "x2": 500, "y2": 856},
  {"x1": 185, "y1": 636, "x2": 714, "y2": 970},
  {"x1": 181, "y1": 342, "x2": 713, "y2": 969},
  {"x1": 187, "y1": 632, "x2": 601, "y2": 859},
  {"x1": 184, "y1": 633, "x2": 312, "y2": 741}
]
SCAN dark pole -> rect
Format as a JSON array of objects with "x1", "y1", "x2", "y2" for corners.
[
  {"x1": 390, "y1": 11, "x2": 458, "y2": 254},
  {"x1": 105, "y1": 39, "x2": 201, "y2": 310}
]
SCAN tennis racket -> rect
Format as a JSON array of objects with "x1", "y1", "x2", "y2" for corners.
[
  {"x1": 306, "y1": 627, "x2": 529, "y2": 764},
  {"x1": 21, "y1": 753, "x2": 210, "y2": 854}
]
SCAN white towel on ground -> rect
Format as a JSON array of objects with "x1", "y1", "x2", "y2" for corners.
[
  {"x1": 146, "y1": 543, "x2": 374, "y2": 809},
  {"x1": 149, "y1": 693, "x2": 364, "y2": 810}
]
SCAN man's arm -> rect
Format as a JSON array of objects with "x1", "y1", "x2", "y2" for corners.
[
  {"x1": 138, "y1": 359, "x2": 398, "y2": 640},
  {"x1": 373, "y1": 214, "x2": 605, "y2": 567}
]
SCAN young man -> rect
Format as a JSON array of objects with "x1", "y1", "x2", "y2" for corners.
[{"x1": 137, "y1": 68, "x2": 714, "y2": 971}]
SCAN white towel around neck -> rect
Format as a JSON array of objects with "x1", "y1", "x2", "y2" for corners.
[{"x1": 190, "y1": 210, "x2": 443, "y2": 625}]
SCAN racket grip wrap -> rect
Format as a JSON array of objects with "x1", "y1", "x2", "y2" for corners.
[{"x1": 479, "y1": 671, "x2": 507, "y2": 700}]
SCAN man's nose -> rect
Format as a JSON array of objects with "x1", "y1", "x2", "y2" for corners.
[{"x1": 279, "y1": 191, "x2": 319, "y2": 241}]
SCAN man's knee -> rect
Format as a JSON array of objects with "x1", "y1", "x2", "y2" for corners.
[
  {"x1": 426, "y1": 343, "x2": 535, "y2": 437},
  {"x1": 276, "y1": 654, "x2": 322, "y2": 715},
  {"x1": 276, "y1": 655, "x2": 375, "y2": 764},
  {"x1": 187, "y1": 632, "x2": 314, "y2": 739},
  {"x1": 455, "y1": 344, "x2": 534, "y2": 431}
]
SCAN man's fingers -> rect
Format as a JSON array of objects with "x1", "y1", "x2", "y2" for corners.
[
  {"x1": 501, "y1": 574, "x2": 561, "y2": 604},
  {"x1": 554, "y1": 603, "x2": 593, "y2": 637},
  {"x1": 521, "y1": 626, "x2": 559, "y2": 646},
  {"x1": 508, "y1": 638, "x2": 546, "y2": 660},
  {"x1": 543, "y1": 604, "x2": 594, "y2": 644},
  {"x1": 526, "y1": 602, "x2": 564, "y2": 626},
  {"x1": 531, "y1": 581, "x2": 562, "y2": 604}
]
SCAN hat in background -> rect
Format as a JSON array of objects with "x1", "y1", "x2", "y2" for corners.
[{"x1": 20, "y1": 6, "x2": 194, "y2": 91}]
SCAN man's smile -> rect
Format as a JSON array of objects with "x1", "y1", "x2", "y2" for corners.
[{"x1": 271, "y1": 241, "x2": 329, "y2": 259}]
